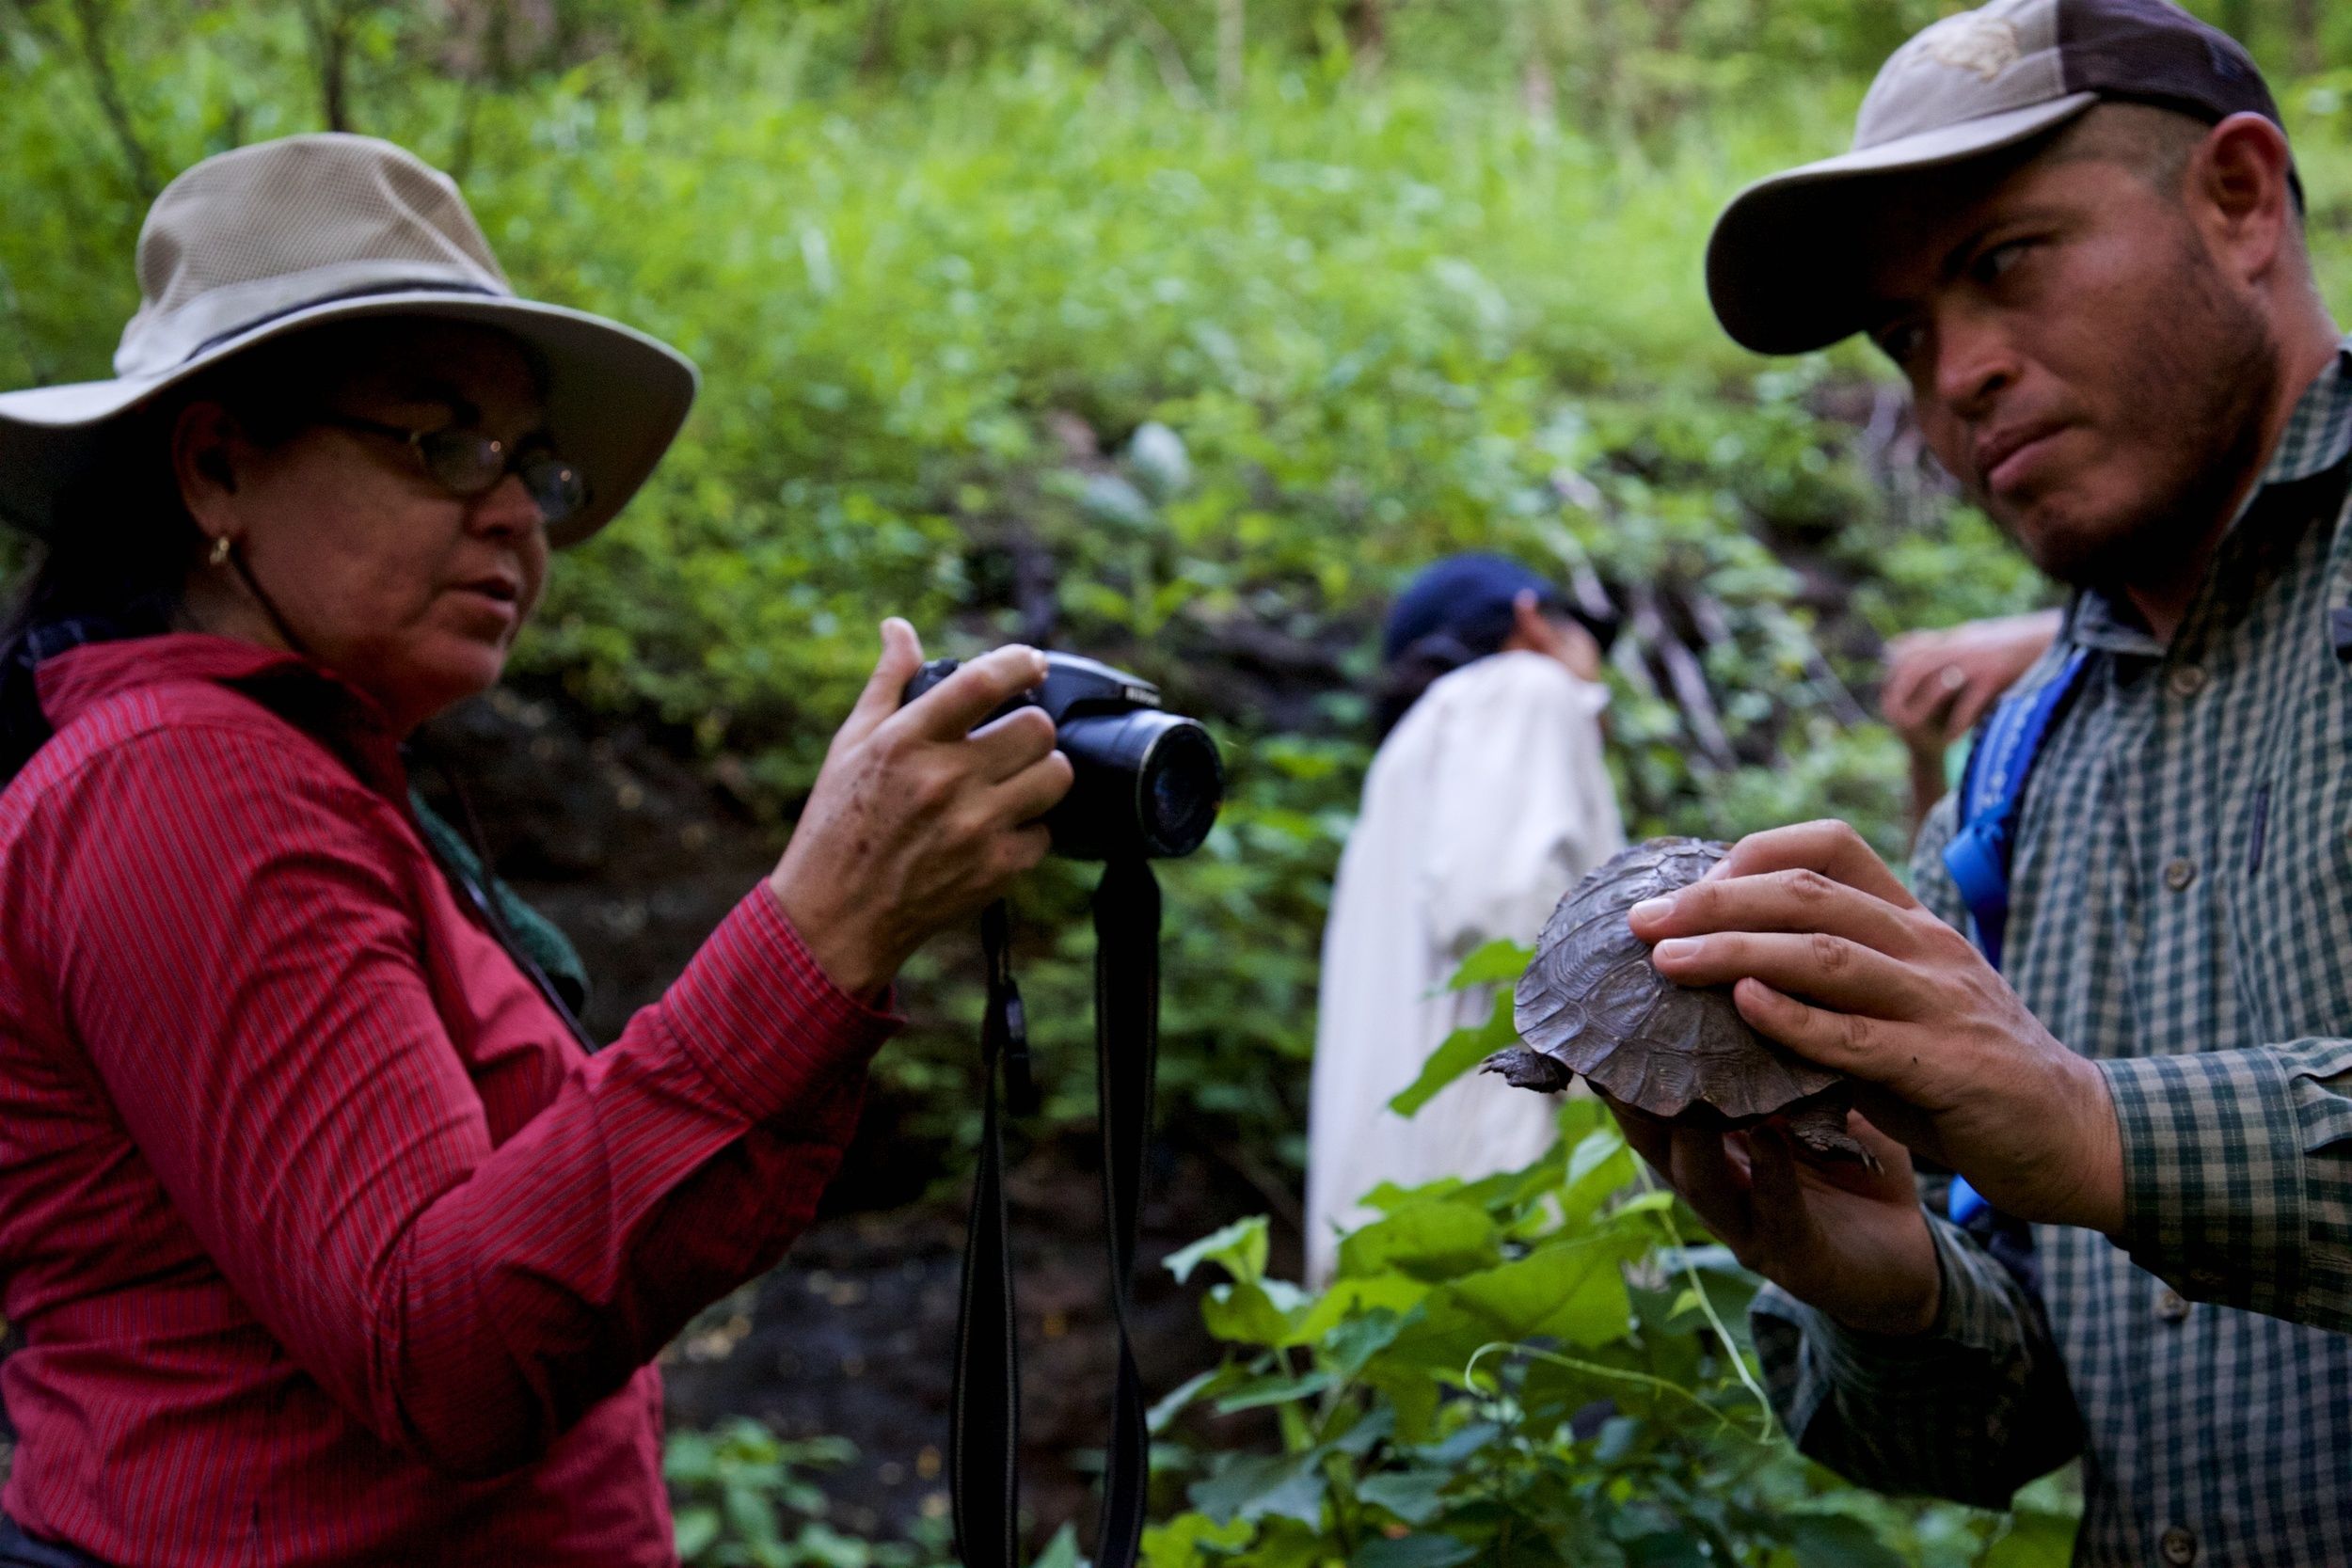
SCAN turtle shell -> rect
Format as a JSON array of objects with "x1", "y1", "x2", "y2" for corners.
[{"x1": 1495, "y1": 836, "x2": 1848, "y2": 1130}]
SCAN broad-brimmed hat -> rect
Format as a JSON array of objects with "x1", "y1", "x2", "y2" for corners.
[
  {"x1": 0, "y1": 133, "x2": 697, "y2": 547},
  {"x1": 1707, "y1": 0, "x2": 2291, "y2": 356}
]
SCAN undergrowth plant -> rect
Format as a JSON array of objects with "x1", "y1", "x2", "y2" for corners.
[
  {"x1": 15, "y1": 5, "x2": 2347, "y2": 1173},
  {"x1": 1140, "y1": 951, "x2": 2080, "y2": 1568},
  {"x1": 1147, "y1": 1096, "x2": 2080, "y2": 1568},
  {"x1": 667, "y1": 1420, "x2": 957, "y2": 1568}
]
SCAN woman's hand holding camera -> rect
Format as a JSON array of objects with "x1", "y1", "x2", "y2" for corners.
[{"x1": 770, "y1": 619, "x2": 1074, "y2": 998}]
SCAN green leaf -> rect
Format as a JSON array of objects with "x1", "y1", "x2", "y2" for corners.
[
  {"x1": 1168, "y1": 1215, "x2": 1270, "y2": 1286},
  {"x1": 1215, "y1": 1369, "x2": 1336, "y2": 1414},
  {"x1": 1785, "y1": 1514, "x2": 1908, "y2": 1568},
  {"x1": 1367, "y1": 1363, "x2": 1443, "y2": 1445},
  {"x1": 1295, "y1": 1276, "x2": 1431, "y2": 1343},
  {"x1": 1562, "y1": 1131, "x2": 1639, "y2": 1224},
  {"x1": 1611, "y1": 1190, "x2": 1677, "y2": 1218},
  {"x1": 1326, "y1": 1403, "x2": 1398, "y2": 1457},
  {"x1": 1388, "y1": 992, "x2": 1518, "y2": 1117},
  {"x1": 1248, "y1": 1518, "x2": 1343, "y2": 1568},
  {"x1": 1358, "y1": 1468, "x2": 1454, "y2": 1527},
  {"x1": 1358, "y1": 1177, "x2": 1466, "y2": 1215},
  {"x1": 1149, "y1": 1366, "x2": 1236, "y2": 1433},
  {"x1": 1337, "y1": 1201, "x2": 1500, "y2": 1280},
  {"x1": 1144, "y1": 1512, "x2": 1257, "y2": 1568},
  {"x1": 1981, "y1": 1509, "x2": 2083, "y2": 1568},
  {"x1": 1202, "y1": 1279, "x2": 1310, "y2": 1346},
  {"x1": 1354, "y1": 1533, "x2": 1477, "y2": 1568},
  {"x1": 1030, "y1": 1523, "x2": 1085, "y2": 1568},
  {"x1": 1448, "y1": 1233, "x2": 1642, "y2": 1347},
  {"x1": 673, "y1": 1506, "x2": 721, "y2": 1561},
  {"x1": 1188, "y1": 1449, "x2": 1330, "y2": 1527},
  {"x1": 1320, "y1": 1307, "x2": 1411, "y2": 1379},
  {"x1": 1444, "y1": 939, "x2": 1534, "y2": 990},
  {"x1": 1566, "y1": 1126, "x2": 1629, "y2": 1189}
]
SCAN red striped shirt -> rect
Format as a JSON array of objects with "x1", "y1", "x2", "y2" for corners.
[{"x1": 0, "y1": 633, "x2": 897, "y2": 1565}]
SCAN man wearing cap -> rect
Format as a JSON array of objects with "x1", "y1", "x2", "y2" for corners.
[
  {"x1": 0, "y1": 135, "x2": 1070, "y2": 1563},
  {"x1": 1610, "y1": 1, "x2": 2352, "y2": 1562}
]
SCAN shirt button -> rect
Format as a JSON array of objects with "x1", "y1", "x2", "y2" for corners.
[
  {"x1": 2160, "y1": 1525, "x2": 2199, "y2": 1565},
  {"x1": 2164, "y1": 858, "x2": 2198, "y2": 892},
  {"x1": 2155, "y1": 1288, "x2": 2190, "y2": 1323},
  {"x1": 2168, "y1": 665, "x2": 2208, "y2": 698}
]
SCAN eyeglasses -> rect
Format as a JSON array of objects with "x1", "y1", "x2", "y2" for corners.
[{"x1": 317, "y1": 412, "x2": 590, "y2": 526}]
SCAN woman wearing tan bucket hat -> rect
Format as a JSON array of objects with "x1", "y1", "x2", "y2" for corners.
[{"x1": 0, "y1": 135, "x2": 1071, "y2": 1565}]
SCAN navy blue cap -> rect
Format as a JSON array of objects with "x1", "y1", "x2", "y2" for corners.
[{"x1": 1382, "y1": 554, "x2": 1565, "y2": 664}]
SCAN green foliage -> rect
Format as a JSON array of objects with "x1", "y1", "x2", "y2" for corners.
[
  {"x1": 665, "y1": 1419, "x2": 956, "y2": 1568},
  {"x1": 9, "y1": 2, "x2": 2352, "y2": 1180},
  {"x1": 1147, "y1": 1101, "x2": 2082, "y2": 1567},
  {"x1": 9, "y1": 0, "x2": 2310, "y2": 1554}
]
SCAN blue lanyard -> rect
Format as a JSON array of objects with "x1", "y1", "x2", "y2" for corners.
[{"x1": 1937, "y1": 648, "x2": 2091, "y2": 1225}]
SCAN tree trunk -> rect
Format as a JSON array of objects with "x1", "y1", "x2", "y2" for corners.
[
  {"x1": 61, "y1": 0, "x2": 158, "y2": 198},
  {"x1": 1581, "y1": 0, "x2": 1618, "y2": 137},
  {"x1": 1214, "y1": 0, "x2": 1251, "y2": 107},
  {"x1": 1344, "y1": 0, "x2": 1384, "y2": 71},
  {"x1": 2290, "y1": 0, "x2": 2322, "y2": 74},
  {"x1": 1216, "y1": 0, "x2": 1244, "y2": 108},
  {"x1": 857, "y1": 0, "x2": 894, "y2": 78},
  {"x1": 302, "y1": 0, "x2": 358, "y2": 135},
  {"x1": 1647, "y1": 0, "x2": 1692, "y2": 55}
]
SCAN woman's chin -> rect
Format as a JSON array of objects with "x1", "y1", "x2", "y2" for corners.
[{"x1": 372, "y1": 644, "x2": 511, "y2": 731}]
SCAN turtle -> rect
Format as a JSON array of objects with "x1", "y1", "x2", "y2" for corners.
[{"x1": 1483, "y1": 836, "x2": 1873, "y2": 1165}]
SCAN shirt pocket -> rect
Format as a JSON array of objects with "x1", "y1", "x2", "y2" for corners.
[{"x1": 2226, "y1": 575, "x2": 2352, "y2": 1041}]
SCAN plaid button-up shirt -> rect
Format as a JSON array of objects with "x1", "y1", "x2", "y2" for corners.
[{"x1": 1753, "y1": 343, "x2": 2352, "y2": 1567}]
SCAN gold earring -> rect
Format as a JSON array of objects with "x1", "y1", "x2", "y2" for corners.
[{"x1": 209, "y1": 535, "x2": 232, "y2": 568}]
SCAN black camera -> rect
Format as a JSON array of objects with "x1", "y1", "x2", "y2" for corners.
[{"x1": 903, "y1": 651, "x2": 1223, "y2": 860}]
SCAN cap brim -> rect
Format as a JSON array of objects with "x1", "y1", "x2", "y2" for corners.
[
  {"x1": 0, "y1": 290, "x2": 697, "y2": 547},
  {"x1": 1706, "y1": 92, "x2": 2098, "y2": 356}
]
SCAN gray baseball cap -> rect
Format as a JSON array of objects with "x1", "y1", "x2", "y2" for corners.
[
  {"x1": 0, "y1": 134, "x2": 698, "y2": 546},
  {"x1": 1707, "y1": 0, "x2": 2291, "y2": 356}
]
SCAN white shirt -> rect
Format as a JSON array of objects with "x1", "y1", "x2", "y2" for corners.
[{"x1": 1305, "y1": 651, "x2": 1625, "y2": 1283}]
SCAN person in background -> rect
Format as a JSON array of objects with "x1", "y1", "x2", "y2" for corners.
[
  {"x1": 1879, "y1": 610, "x2": 2059, "y2": 833},
  {"x1": 0, "y1": 135, "x2": 1069, "y2": 1566},
  {"x1": 1305, "y1": 554, "x2": 1625, "y2": 1283}
]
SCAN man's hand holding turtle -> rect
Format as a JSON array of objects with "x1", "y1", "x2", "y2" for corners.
[
  {"x1": 1608, "y1": 1096, "x2": 1943, "y2": 1338},
  {"x1": 1628, "y1": 819, "x2": 2125, "y2": 1236}
]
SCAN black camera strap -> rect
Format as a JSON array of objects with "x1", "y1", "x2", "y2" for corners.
[
  {"x1": 1089, "y1": 858, "x2": 1159, "y2": 1568},
  {"x1": 950, "y1": 862, "x2": 1160, "y2": 1568}
]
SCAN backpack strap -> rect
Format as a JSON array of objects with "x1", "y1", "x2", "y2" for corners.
[
  {"x1": 1940, "y1": 647, "x2": 2093, "y2": 972},
  {"x1": 1937, "y1": 645, "x2": 2092, "y2": 1233}
]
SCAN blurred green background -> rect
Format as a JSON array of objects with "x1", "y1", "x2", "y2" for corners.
[{"x1": 5, "y1": 2, "x2": 2348, "y2": 1562}]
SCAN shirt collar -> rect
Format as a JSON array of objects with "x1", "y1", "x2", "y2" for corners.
[
  {"x1": 36, "y1": 632, "x2": 404, "y2": 794},
  {"x1": 2064, "y1": 338, "x2": 2352, "y2": 657},
  {"x1": 2262, "y1": 338, "x2": 2352, "y2": 485}
]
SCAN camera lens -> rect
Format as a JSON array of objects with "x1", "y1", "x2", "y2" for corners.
[
  {"x1": 1053, "y1": 709, "x2": 1223, "y2": 859},
  {"x1": 1136, "y1": 721, "x2": 1222, "y2": 857}
]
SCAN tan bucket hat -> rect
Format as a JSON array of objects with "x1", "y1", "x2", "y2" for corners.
[
  {"x1": 1707, "y1": 0, "x2": 2291, "y2": 356},
  {"x1": 0, "y1": 133, "x2": 697, "y2": 547}
]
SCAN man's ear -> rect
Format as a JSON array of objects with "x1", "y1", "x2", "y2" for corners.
[
  {"x1": 170, "y1": 401, "x2": 243, "y2": 526},
  {"x1": 2191, "y1": 112, "x2": 2299, "y2": 284}
]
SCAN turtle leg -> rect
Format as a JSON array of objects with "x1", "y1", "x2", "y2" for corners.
[
  {"x1": 1482, "y1": 1046, "x2": 1574, "y2": 1093},
  {"x1": 1775, "y1": 1101, "x2": 1881, "y2": 1172}
]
